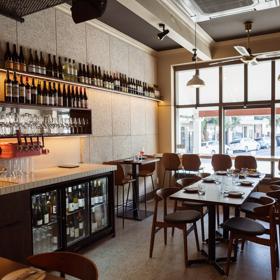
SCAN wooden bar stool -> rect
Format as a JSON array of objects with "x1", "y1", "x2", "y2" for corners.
[
  {"x1": 162, "y1": 153, "x2": 182, "y2": 187},
  {"x1": 149, "y1": 187, "x2": 201, "y2": 267},
  {"x1": 28, "y1": 252, "x2": 98, "y2": 280}
]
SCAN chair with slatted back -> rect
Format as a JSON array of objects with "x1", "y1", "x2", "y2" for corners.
[
  {"x1": 27, "y1": 252, "x2": 98, "y2": 280},
  {"x1": 104, "y1": 161, "x2": 135, "y2": 228},
  {"x1": 162, "y1": 153, "x2": 182, "y2": 187},
  {"x1": 211, "y1": 154, "x2": 232, "y2": 172},
  {"x1": 149, "y1": 187, "x2": 201, "y2": 267},
  {"x1": 224, "y1": 196, "x2": 278, "y2": 280}
]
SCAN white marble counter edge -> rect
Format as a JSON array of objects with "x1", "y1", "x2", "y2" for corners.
[{"x1": 0, "y1": 165, "x2": 117, "y2": 196}]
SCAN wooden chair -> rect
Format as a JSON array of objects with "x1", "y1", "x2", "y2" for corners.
[
  {"x1": 138, "y1": 162, "x2": 156, "y2": 213},
  {"x1": 27, "y1": 252, "x2": 98, "y2": 280},
  {"x1": 224, "y1": 196, "x2": 278, "y2": 280},
  {"x1": 182, "y1": 154, "x2": 201, "y2": 173},
  {"x1": 176, "y1": 176, "x2": 207, "y2": 241},
  {"x1": 234, "y1": 155, "x2": 257, "y2": 171},
  {"x1": 162, "y1": 153, "x2": 182, "y2": 187},
  {"x1": 149, "y1": 187, "x2": 201, "y2": 267},
  {"x1": 104, "y1": 161, "x2": 135, "y2": 228},
  {"x1": 211, "y1": 154, "x2": 232, "y2": 171}
]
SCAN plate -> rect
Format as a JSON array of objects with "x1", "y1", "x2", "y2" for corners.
[
  {"x1": 216, "y1": 171, "x2": 227, "y2": 176},
  {"x1": 227, "y1": 191, "x2": 245, "y2": 198},
  {"x1": 184, "y1": 186, "x2": 198, "y2": 193},
  {"x1": 58, "y1": 164, "x2": 79, "y2": 168},
  {"x1": 248, "y1": 172, "x2": 260, "y2": 178},
  {"x1": 203, "y1": 178, "x2": 216, "y2": 183},
  {"x1": 2, "y1": 268, "x2": 46, "y2": 280},
  {"x1": 240, "y1": 180, "x2": 253, "y2": 186}
]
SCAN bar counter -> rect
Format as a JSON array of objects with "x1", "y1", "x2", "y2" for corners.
[{"x1": 0, "y1": 163, "x2": 116, "y2": 196}]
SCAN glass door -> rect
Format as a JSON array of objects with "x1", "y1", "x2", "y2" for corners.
[
  {"x1": 31, "y1": 190, "x2": 59, "y2": 254},
  {"x1": 65, "y1": 182, "x2": 89, "y2": 246},
  {"x1": 90, "y1": 177, "x2": 109, "y2": 233}
]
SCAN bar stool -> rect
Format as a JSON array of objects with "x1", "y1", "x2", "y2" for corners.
[
  {"x1": 162, "y1": 153, "x2": 182, "y2": 187},
  {"x1": 149, "y1": 187, "x2": 201, "y2": 267},
  {"x1": 211, "y1": 154, "x2": 232, "y2": 171},
  {"x1": 104, "y1": 161, "x2": 135, "y2": 228}
]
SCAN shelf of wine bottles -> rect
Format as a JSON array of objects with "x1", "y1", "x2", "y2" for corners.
[
  {"x1": 2, "y1": 42, "x2": 161, "y2": 102},
  {"x1": 65, "y1": 184, "x2": 89, "y2": 246},
  {"x1": 32, "y1": 190, "x2": 59, "y2": 254},
  {"x1": 90, "y1": 177, "x2": 108, "y2": 233}
]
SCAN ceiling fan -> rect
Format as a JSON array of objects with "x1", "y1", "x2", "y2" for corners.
[{"x1": 210, "y1": 21, "x2": 280, "y2": 66}]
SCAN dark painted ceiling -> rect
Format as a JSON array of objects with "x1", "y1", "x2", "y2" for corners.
[
  {"x1": 99, "y1": 0, "x2": 180, "y2": 51},
  {"x1": 199, "y1": 6, "x2": 280, "y2": 41}
]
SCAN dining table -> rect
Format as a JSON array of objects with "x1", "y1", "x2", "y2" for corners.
[
  {"x1": 169, "y1": 172, "x2": 265, "y2": 275},
  {"x1": 0, "y1": 257, "x2": 63, "y2": 280},
  {"x1": 117, "y1": 156, "x2": 160, "y2": 221}
]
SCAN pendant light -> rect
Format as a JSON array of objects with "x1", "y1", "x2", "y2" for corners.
[{"x1": 187, "y1": 23, "x2": 205, "y2": 88}]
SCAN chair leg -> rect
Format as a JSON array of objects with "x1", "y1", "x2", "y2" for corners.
[
  {"x1": 116, "y1": 185, "x2": 119, "y2": 217},
  {"x1": 149, "y1": 223, "x2": 156, "y2": 258},
  {"x1": 183, "y1": 225, "x2": 189, "y2": 267},
  {"x1": 151, "y1": 175, "x2": 155, "y2": 190},
  {"x1": 226, "y1": 233, "x2": 234, "y2": 276},
  {"x1": 163, "y1": 170, "x2": 166, "y2": 188},
  {"x1": 122, "y1": 185, "x2": 125, "y2": 229},
  {"x1": 125, "y1": 183, "x2": 131, "y2": 210},
  {"x1": 216, "y1": 205, "x2": 220, "y2": 228},
  {"x1": 193, "y1": 222, "x2": 200, "y2": 252},
  {"x1": 169, "y1": 171, "x2": 171, "y2": 187},
  {"x1": 164, "y1": 226, "x2": 167, "y2": 245},
  {"x1": 270, "y1": 237, "x2": 277, "y2": 280},
  {"x1": 144, "y1": 177, "x2": 147, "y2": 214}
]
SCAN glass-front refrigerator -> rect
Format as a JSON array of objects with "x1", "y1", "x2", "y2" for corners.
[
  {"x1": 90, "y1": 177, "x2": 109, "y2": 233},
  {"x1": 65, "y1": 182, "x2": 89, "y2": 246},
  {"x1": 31, "y1": 190, "x2": 60, "y2": 254}
]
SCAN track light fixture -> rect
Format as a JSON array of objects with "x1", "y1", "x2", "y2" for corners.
[{"x1": 157, "y1": 23, "x2": 169, "y2": 40}]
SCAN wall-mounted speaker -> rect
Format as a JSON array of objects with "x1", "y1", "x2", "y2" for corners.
[{"x1": 71, "y1": 0, "x2": 107, "y2": 24}]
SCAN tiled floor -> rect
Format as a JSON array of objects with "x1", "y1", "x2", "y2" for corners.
[{"x1": 82, "y1": 201, "x2": 277, "y2": 280}]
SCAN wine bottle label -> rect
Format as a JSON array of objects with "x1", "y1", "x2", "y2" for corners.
[
  {"x1": 5, "y1": 84, "x2": 12, "y2": 97},
  {"x1": 44, "y1": 213, "x2": 49, "y2": 224},
  {"x1": 79, "y1": 76, "x2": 85, "y2": 83},
  {"x1": 68, "y1": 202, "x2": 75, "y2": 212},
  {"x1": 79, "y1": 221, "x2": 84, "y2": 230},
  {"x1": 88, "y1": 77, "x2": 92, "y2": 85},
  {"x1": 38, "y1": 95, "x2": 43, "y2": 105},
  {"x1": 13, "y1": 62, "x2": 19, "y2": 71},
  {"x1": 70, "y1": 227, "x2": 75, "y2": 238},
  {"x1": 42, "y1": 67, "x2": 46, "y2": 75},
  {"x1": 78, "y1": 198, "x2": 85, "y2": 208},
  {"x1": 12, "y1": 84, "x2": 19, "y2": 97},
  {"x1": 74, "y1": 228, "x2": 79, "y2": 238},
  {"x1": 59, "y1": 97, "x2": 63, "y2": 106},
  {"x1": 20, "y1": 63, "x2": 27, "y2": 72},
  {"x1": 37, "y1": 219, "x2": 43, "y2": 226},
  {"x1": 43, "y1": 95, "x2": 49, "y2": 105},
  {"x1": 28, "y1": 64, "x2": 35, "y2": 73},
  {"x1": 31, "y1": 89, "x2": 37, "y2": 97},
  {"x1": 35, "y1": 65, "x2": 41, "y2": 74},
  {"x1": 26, "y1": 88, "x2": 31, "y2": 101},
  {"x1": 5, "y1": 60, "x2": 13, "y2": 69},
  {"x1": 19, "y1": 86, "x2": 25, "y2": 97}
]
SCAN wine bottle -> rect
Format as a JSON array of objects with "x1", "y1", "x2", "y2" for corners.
[
  {"x1": 12, "y1": 71, "x2": 19, "y2": 103},
  {"x1": 76, "y1": 87, "x2": 80, "y2": 108},
  {"x1": 43, "y1": 80, "x2": 49, "y2": 106},
  {"x1": 84, "y1": 88, "x2": 88, "y2": 108},
  {"x1": 53, "y1": 82, "x2": 58, "y2": 106},
  {"x1": 25, "y1": 77, "x2": 31, "y2": 104},
  {"x1": 37, "y1": 82, "x2": 43, "y2": 105},
  {"x1": 78, "y1": 63, "x2": 84, "y2": 83},
  {"x1": 58, "y1": 84, "x2": 63, "y2": 107},
  {"x1": 94, "y1": 65, "x2": 98, "y2": 86},
  {"x1": 83, "y1": 64, "x2": 88, "y2": 84},
  {"x1": 87, "y1": 65, "x2": 91, "y2": 85},
  {"x1": 79, "y1": 87, "x2": 84, "y2": 108},
  {"x1": 12, "y1": 44, "x2": 19, "y2": 71},
  {"x1": 58, "y1": 57, "x2": 63, "y2": 79},
  {"x1": 73, "y1": 186, "x2": 79, "y2": 210},
  {"x1": 69, "y1": 218, "x2": 75, "y2": 240},
  {"x1": 46, "y1": 54, "x2": 53, "y2": 77},
  {"x1": 68, "y1": 187, "x2": 74, "y2": 212},
  {"x1": 48, "y1": 81, "x2": 54, "y2": 106},
  {"x1": 78, "y1": 212, "x2": 84, "y2": 236},
  {"x1": 91, "y1": 209, "x2": 97, "y2": 232},
  {"x1": 62, "y1": 57, "x2": 68, "y2": 81},
  {"x1": 19, "y1": 46, "x2": 26, "y2": 72},
  {"x1": 36, "y1": 197, "x2": 43, "y2": 226},
  {"x1": 50, "y1": 192, "x2": 57, "y2": 215},
  {"x1": 73, "y1": 60, "x2": 78, "y2": 82},
  {"x1": 28, "y1": 49, "x2": 35, "y2": 73},
  {"x1": 40, "y1": 52, "x2": 46, "y2": 75},
  {"x1": 67, "y1": 84, "x2": 71, "y2": 107},
  {"x1": 68, "y1": 58, "x2": 72, "y2": 81},
  {"x1": 53, "y1": 55, "x2": 58, "y2": 78},
  {"x1": 4, "y1": 70, "x2": 12, "y2": 102},
  {"x1": 4, "y1": 42, "x2": 13, "y2": 69},
  {"x1": 63, "y1": 84, "x2": 68, "y2": 107},
  {"x1": 98, "y1": 66, "x2": 102, "y2": 87},
  {"x1": 34, "y1": 50, "x2": 40, "y2": 74},
  {"x1": 31, "y1": 78, "x2": 37, "y2": 105},
  {"x1": 73, "y1": 87, "x2": 77, "y2": 108},
  {"x1": 43, "y1": 195, "x2": 50, "y2": 224},
  {"x1": 91, "y1": 65, "x2": 95, "y2": 86},
  {"x1": 74, "y1": 218, "x2": 79, "y2": 239}
]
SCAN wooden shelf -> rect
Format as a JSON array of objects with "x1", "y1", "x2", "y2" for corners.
[{"x1": 0, "y1": 68, "x2": 162, "y2": 102}]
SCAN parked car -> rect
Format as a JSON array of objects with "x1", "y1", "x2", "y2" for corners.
[
  {"x1": 229, "y1": 138, "x2": 260, "y2": 152},
  {"x1": 200, "y1": 140, "x2": 232, "y2": 154},
  {"x1": 255, "y1": 137, "x2": 271, "y2": 149}
]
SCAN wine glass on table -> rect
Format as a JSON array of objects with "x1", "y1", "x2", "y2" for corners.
[{"x1": 139, "y1": 147, "x2": 145, "y2": 160}]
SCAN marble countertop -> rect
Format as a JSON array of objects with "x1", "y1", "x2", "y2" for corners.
[{"x1": 0, "y1": 163, "x2": 117, "y2": 196}]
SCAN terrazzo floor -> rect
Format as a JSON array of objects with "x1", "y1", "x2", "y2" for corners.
[{"x1": 82, "y1": 200, "x2": 277, "y2": 280}]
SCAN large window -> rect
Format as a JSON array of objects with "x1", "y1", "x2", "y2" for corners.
[{"x1": 175, "y1": 59, "x2": 280, "y2": 175}]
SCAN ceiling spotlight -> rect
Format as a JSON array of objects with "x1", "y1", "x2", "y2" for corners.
[{"x1": 157, "y1": 23, "x2": 169, "y2": 40}]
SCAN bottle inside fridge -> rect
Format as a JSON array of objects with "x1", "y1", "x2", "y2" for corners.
[
  {"x1": 65, "y1": 183, "x2": 89, "y2": 245},
  {"x1": 90, "y1": 177, "x2": 108, "y2": 233},
  {"x1": 31, "y1": 190, "x2": 59, "y2": 254}
]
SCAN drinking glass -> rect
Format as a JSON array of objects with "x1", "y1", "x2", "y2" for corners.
[{"x1": 198, "y1": 183, "x2": 206, "y2": 196}]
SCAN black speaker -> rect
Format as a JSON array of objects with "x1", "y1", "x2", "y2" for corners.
[{"x1": 71, "y1": 0, "x2": 107, "y2": 24}]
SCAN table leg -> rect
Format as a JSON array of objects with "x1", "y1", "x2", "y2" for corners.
[
  {"x1": 132, "y1": 164, "x2": 139, "y2": 219},
  {"x1": 223, "y1": 206, "x2": 229, "y2": 240},
  {"x1": 208, "y1": 204, "x2": 216, "y2": 262}
]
